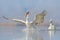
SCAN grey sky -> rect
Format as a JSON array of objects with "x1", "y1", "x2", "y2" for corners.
[{"x1": 0, "y1": 0, "x2": 60, "y2": 22}]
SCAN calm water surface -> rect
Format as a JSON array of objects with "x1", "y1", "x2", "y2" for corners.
[{"x1": 0, "y1": 26, "x2": 60, "y2": 40}]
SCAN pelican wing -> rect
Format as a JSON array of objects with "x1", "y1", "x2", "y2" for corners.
[
  {"x1": 12, "y1": 19, "x2": 25, "y2": 23},
  {"x1": 31, "y1": 10, "x2": 46, "y2": 25},
  {"x1": 2, "y1": 16, "x2": 26, "y2": 24}
]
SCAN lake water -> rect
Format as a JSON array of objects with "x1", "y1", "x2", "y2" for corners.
[{"x1": 0, "y1": 26, "x2": 60, "y2": 40}]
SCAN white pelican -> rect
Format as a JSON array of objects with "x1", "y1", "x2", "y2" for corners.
[
  {"x1": 2, "y1": 10, "x2": 46, "y2": 40},
  {"x1": 48, "y1": 19, "x2": 55, "y2": 40}
]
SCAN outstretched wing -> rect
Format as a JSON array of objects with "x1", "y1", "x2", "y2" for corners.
[
  {"x1": 2, "y1": 16, "x2": 26, "y2": 24},
  {"x1": 31, "y1": 10, "x2": 46, "y2": 25}
]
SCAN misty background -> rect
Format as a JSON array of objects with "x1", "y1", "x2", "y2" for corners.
[
  {"x1": 0, "y1": 0, "x2": 60, "y2": 23},
  {"x1": 0, "y1": 0, "x2": 60, "y2": 40}
]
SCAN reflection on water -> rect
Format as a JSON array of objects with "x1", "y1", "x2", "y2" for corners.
[{"x1": 0, "y1": 26, "x2": 60, "y2": 40}]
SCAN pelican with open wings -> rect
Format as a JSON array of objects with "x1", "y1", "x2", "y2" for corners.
[{"x1": 2, "y1": 10, "x2": 46, "y2": 40}]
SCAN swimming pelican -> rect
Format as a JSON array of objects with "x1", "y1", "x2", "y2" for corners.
[
  {"x1": 2, "y1": 10, "x2": 46, "y2": 40},
  {"x1": 48, "y1": 19, "x2": 55, "y2": 40}
]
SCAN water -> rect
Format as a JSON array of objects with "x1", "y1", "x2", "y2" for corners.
[{"x1": 0, "y1": 26, "x2": 60, "y2": 40}]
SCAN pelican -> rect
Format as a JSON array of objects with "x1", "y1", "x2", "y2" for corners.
[
  {"x1": 2, "y1": 10, "x2": 46, "y2": 40},
  {"x1": 48, "y1": 19, "x2": 55, "y2": 40}
]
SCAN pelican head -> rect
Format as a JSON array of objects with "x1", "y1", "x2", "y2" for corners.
[
  {"x1": 49, "y1": 18, "x2": 53, "y2": 25},
  {"x1": 25, "y1": 11, "x2": 29, "y2": 22},
  {"x1": 25, "y1": 11, "x2": 29, "y2": 18}
]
